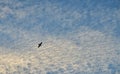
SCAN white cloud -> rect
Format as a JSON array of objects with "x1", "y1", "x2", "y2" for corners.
[
  {"x1": 15, "y1": 10, "x2": 27, "y2": 19},
  {"x1": 0, "y1": 25, "x2": 119, "y2": 73},
  {"x1": 0, "y1": 0, "x2": 120, "y2": 73},
  {"x1": 0, "y1": 6, "x2": 13, "y2": 18}
]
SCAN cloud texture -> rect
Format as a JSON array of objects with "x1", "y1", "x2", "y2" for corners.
[{"x1": 0, "y1": 0, "x2": 120, "y2": 74}]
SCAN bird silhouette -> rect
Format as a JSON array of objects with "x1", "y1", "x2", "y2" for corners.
[{"x1": 38, "y1": 42, "x2": 42, "y2": 48}]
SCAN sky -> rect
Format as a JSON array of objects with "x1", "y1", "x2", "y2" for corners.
[{"x1": 0, "y1": 0, "x2": 120, "y2": 74}]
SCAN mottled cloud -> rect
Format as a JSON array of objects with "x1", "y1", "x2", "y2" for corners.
[
  {"x1": 0, "y1": 25, "x2": 119, "y2": 74},
  {"x1": 0, "y1": 0, "x2": 120, "y2": 74}
]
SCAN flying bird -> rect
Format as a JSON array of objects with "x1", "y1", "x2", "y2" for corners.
[{"x1": 38, "y1": 42, "x2": 42, "y2": 48}]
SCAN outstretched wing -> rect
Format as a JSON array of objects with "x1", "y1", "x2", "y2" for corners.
[{"x1": 38, "y1": 42, "x2": 42, "y2": 48}]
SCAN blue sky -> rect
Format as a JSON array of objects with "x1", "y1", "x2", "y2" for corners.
[{"x1": 0, "y1": 0, "x2": 120, "y2": 74}]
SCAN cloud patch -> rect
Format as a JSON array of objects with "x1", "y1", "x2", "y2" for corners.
[
  {"x1": 0, "y1": 26, "x2": 120, "y2": 74},
  {"x1": 0, "y1": 0, "x2": 120, "y2": 74}
]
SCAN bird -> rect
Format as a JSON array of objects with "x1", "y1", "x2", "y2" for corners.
[{"x1": 38, "y1": 42, "x2": 42, "y2": 48}]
